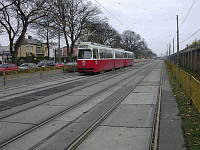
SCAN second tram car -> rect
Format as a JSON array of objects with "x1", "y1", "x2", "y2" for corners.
[
  {"x1": 113, "y1": 48, "x2": 124, "y2": 69},
  {"x1": 124, "y1": 51, "x2": 134, "y2": 67},
  {"x1": 77, "y1": 42, "x2": 134, "y2": 73}
]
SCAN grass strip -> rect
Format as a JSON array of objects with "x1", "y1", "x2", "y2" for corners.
[{"x1": 165, "y1": 62, "x2": 200, "y2": 150}]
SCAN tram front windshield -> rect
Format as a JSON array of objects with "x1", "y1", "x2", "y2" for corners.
[{"x1": 78, "y1": 49, "x2": 92, "y2": 59}]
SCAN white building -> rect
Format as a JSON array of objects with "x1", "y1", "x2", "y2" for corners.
[
  {"x1": 0, "y1": 46, "x2": 11, "y2": 64},
  {"x1": 49, "y1": 43, "x2": 63, "y2": 61}
]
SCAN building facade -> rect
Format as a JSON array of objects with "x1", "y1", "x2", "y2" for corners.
[
  {"x1": 0, "y1": 46, "x2": 11, "y2": 64},
  {"x1": 17, "y1": 36, "x2": 48, "y2": 57},
  {"x1": 63, "y1": 45, "x2": 78, "y2": 57}
]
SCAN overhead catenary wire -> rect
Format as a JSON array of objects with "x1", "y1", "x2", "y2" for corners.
[
  {"x1": 94, "y1": 0, "x2": 174, "y2": 30},
  {"x1": 175, "y1": 1, "x2": 198, "y2": 47},
  {"x1": 94, "y1": 0, "x2": 131, "y2": 31},
  {"x1": 106, "y1": 0, "x2": 174, "y2": 15},
  {"x1": 172, "y1": 0, "x2": 196, "y2": 39},
  {"x1": 180, "y1": 28, "x2": 200, "y2": 43},
  {"x1": 179, "y1": 0, "x2": 196, "y2": 29}
]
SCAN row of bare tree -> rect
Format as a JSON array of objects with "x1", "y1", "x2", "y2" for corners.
[{"x1": 0, "y1": 0, "x2": 156, "y2": 63}]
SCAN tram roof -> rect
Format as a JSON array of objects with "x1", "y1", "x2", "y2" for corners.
[
  {"x1": 78, "y1": 42, "x2": 112, "y2": 49},
  {"x1": 124, "y1": 50, "x2": 133, "y2": 54}
]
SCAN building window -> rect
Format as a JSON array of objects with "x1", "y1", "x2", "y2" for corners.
[
  {"x1": 36, "y1": 47, "x2": 40, "y2": 53},
  {"x1": 26, "y1": 46, "x2": 29, "y2": 51},
  {"x1": 30, "y1": 46, "x2": 33, "y2": 51}
]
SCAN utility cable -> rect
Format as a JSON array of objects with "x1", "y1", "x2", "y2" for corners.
[
  {"x1": 180, "y1": 28, "x2": 200, "y2": 43},
  {"x1": 105, "y1": 0, "x2": 173, "y2": 15},
  {"x1": 94, "y1": 0, "x2": 131, "y2": 31},
  {"x1": 172, "y1": 0, "x2": 196, "y2": 40},
  {"x1": 179, "y1": 0, "x2": 196, "y2": 29}
]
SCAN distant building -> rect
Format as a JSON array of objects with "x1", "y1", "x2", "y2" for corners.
[
  {"x1": 49, "y1": 43, "x2": 63, "y2": 60},
  {"x1": 17, "y1": 36, "x2": 48, "y2": 57},
  {"x1": 63, "y1": 45, "x2": 78, "y2": 56},
  {"x1": 0, "y1": 46, "x2": 11, "y2": 64},
  {"x1": 49, "y1": 42, "x2": 58, "y2": 58}
]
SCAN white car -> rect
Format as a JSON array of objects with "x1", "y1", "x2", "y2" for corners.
[{"x1": 18, "y1": 63, "x2": 37, "y2": 69}]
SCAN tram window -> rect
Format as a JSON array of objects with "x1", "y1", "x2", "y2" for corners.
[
  {"x1": 93, "y1": 49, "x2": 98, "y2": 59},
  {"x1": 99, "y1": 49, "x2": 106, "y2": 59},
  {"x1": 124, "y1": 53, "x2": 128, "y2": 58},
  {"x1": 78, "y1": 49, "x2": 92, "y2": 59},
  {"x1": 115, "y1": 51, "x2": 123, "y2": 58},
  {"x1": 107, "y1": 50, "x2": 112, "y2": 58},
  {"x1": 121, "y1": 52, "x2": 124, "y2": 58},
  {"x1": 106, "y1": 50, "x2": 111, "y2": 58},
  {"x1": 105, "y1": 50, "x2": 109, "y2": 58},
  {"x1": 115, "y1": 51, "x2": 120, "y2": 58}
]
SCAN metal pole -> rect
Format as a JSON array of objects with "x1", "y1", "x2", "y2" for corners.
[
  {"x1": 195, "y1": 47, "x2": 197, "y2": 72},
  {"x1": 191, "y1": 50, "x2": 193, "y2": 70},
  {"x1": 167, "y1": 44, "x2": 168, "y2": 61},
  {"x1": 173, "y1": 38, "x2": 174, "y2": 63},
  {"x1": 177, "y1": 15, "x2": 180, "y2": 66},
  {"x1": 169, "y1": 43, "x2": 171, "y2": 62},
  {"x1": 188, "y1": 50, "x2": 189, "y2": 68},
  {"x1": 58, "y1": 26, "x2": 61, "y2": 62},
  {"x1": 3, "y1": 71, "x2": 5, "y2": 86}
]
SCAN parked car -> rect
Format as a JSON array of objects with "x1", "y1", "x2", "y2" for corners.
[
  {"x1": 55, "y1": 62, "x2": 64, "y2": 67},
  {"x1": 37, "y1": 60, "x2": 55, "y2": 67},
  {"x1": 0, "y1": 63, "x2": 18, "y2": 75},
  {"x1": 63, "y1": 62, "x2": 77, "y2": 72},
  {"x1": 18, "y1": 63, "x2": 37, "y2": 69}
]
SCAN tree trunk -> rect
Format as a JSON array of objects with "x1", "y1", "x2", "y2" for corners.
[
  {"x1": 13, "y1": 24, "x2": 28, "y2": 64},
  {"x1": 47, "y1": 27, "x2": 49, "y2": 59}
]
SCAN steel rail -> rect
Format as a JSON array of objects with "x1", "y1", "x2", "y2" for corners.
[
  {"x1": 0, "y1": 74, "x2": 81, "y2": 94},
  {"x1": 0, "y1": 63, "x2": 147, "y2": 119},
  {"x1": 66, "y1": 63, "x2": 158, "y2": 150},
  {"x1": 0, "y1": 62, "x2": 156, "y2": 148},
  {"x1": 148, "y1": 63, "x2": 163, "y2": 150},
  {"x1": 152, "y1": 64, "x2": 163, "y2": 150}
]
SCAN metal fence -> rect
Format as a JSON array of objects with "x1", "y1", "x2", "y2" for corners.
[
  {"x1": 0, "y1": 66, "x2": 64, "y2": 86},
  {"x1": 166, "y1": 60, "x2": 200, "y2": 112}
]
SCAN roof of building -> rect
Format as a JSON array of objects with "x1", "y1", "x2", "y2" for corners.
[{"x1": 21, "y1": 37, "x2": 42, "y2": 46}]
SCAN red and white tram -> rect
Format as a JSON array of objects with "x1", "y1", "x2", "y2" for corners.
[
  {"x1": 77, "y1": 42, "x2": 134, "y2": 73},
  {"x1": 124, "y1": 51, "x2": 134, "y2": 67},
  {"x1": 113, "y1": 48, "x2": 124, "y2": 69}
]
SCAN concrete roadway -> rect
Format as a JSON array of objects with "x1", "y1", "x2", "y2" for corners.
[
  {"x1": 75, "y1": 62, "x2": 162, "y2": 150},
  {"x1": 0, "y1": 61, "x2": 186, "y2": 150},
  {"x1": 76, "y1": 61, "x2": 186, "y2": 150}
]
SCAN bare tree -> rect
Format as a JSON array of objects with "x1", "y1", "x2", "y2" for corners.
[
  {"x1": 31, "y1": 14, "x2": 57, "y2": 59},
  {"x1": 121, "y1": 30, "x2": 150, "y2": 58},
  {"x1": 0, "y1": 0, "x2": 47, "y2": 63},
  {"x1": 50, "y1": 0, "x2": 101, "y2": 61},
  {"x1": 80, "y1": 18, "x2": 122, "y2": 48}
]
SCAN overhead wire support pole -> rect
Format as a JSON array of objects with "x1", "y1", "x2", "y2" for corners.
[
  {"x1": 58, "y1": 25, "x2": 61, "y2": 63},
  {"x1": 173, "y1": 38, "x2": 174, "y2": 63},
  {"x1": 169, "y1": 42, "x2": 171, "y2": 62},
  {"x1": 176, "y1": 15, "x2": 180, "y2": 66}
]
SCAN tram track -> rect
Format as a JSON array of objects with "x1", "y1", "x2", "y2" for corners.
[
  {"x1": 0, "y1": 62, "x2": 147, "y2": 119},
  {"x1": 0, "y1": 61, "x2": 160, "y2": 149},
  {"x1": 0, "y1": 73, "x2": 80, "y2": 93},
  {"x1": 0, "y1": 62, "x2": 146, "y2": 93},
  {"x1": 0, "y1": 74, "x2": 87, "y2": 101},
  {"x1": 66, "y1": 62, "x2": 159, "y2": 150}
]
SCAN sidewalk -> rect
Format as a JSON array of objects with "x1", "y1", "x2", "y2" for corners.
[{"x1": 159, "y1": 64, "x2": 186, "y2": 149}]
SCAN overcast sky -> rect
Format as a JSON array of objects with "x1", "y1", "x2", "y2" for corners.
[
  {"x1": 90, "y1": 0, "x2": 199, "y2": 56},
  {"x1": 0, "y1": 0, "x2": 199, "y2": 56}
]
